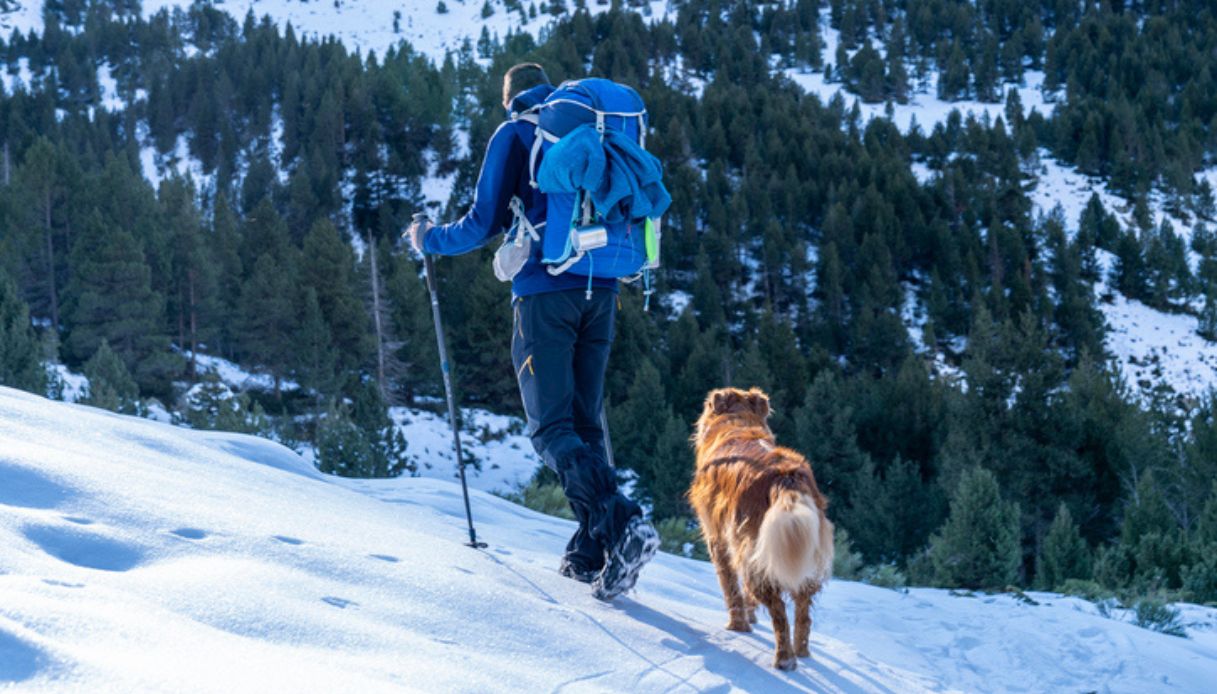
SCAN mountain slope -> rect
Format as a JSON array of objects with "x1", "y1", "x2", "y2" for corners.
[{"x1": 2, "y1": 386, "x2": 1215, "y2": 693}]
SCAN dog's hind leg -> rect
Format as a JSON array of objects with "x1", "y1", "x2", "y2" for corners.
[
  {"x1": 708, "y1": 539, "x2": 751, "y2": 632},
  {"x1": 754, "y1": 581, "x2": 796, "y2": 671},
  {"x1": 793, "y1": 582, "x2": 816, "y2": 658}
]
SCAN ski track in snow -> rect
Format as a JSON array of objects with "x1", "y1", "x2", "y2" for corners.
[{"x1": 2, "y1": 386, "x2": 1216, "y2": 692}]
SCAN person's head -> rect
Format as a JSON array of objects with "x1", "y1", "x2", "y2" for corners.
[{"x1": 502, "y1": 62, "x2": 550, "y2": 110}]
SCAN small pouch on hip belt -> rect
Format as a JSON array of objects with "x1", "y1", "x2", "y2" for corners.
[{"x1": 495, "y1": 195, "x2": 543, "y2": 282}]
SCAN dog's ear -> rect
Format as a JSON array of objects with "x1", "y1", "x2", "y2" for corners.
[
  {"x1": 709, "y1": 389, "x2": 739, "y2": 415},
  {"x1": 746, "y1": 389, "x2": 771, "y2": 420}
]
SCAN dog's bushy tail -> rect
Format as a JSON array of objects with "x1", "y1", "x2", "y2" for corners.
[{"x1": 749, "y1": 484, "x2": 834, "y2": 591}]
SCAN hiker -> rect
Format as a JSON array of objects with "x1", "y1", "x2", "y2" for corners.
[{"x1": 406, "y1": 63, "x2": 661, "y2": 600}]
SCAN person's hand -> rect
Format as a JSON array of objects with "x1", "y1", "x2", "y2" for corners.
[{"x1": 404, "y1": 219, "x2": 431, "y2": 256}]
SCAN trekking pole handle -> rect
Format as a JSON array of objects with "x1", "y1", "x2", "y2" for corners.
[{"x1": 412, "y1": 212, "x2": 439, "y2": 292}]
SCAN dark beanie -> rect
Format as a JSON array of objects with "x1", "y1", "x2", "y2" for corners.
[{"x1": 502, "y1": 63, "x2": 550, "y2": 108}]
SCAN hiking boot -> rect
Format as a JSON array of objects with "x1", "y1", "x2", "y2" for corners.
[
  {"x1": 592, "y1": 516, "x2": 659, "y2": 601},
  {"x1": 558, "y1": 557, "x2": 599, "y2": 584}
]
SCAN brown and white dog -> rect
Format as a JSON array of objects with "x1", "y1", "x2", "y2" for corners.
[{"x1": 688, "y1": 387, "x2": 834, "y2": 671}]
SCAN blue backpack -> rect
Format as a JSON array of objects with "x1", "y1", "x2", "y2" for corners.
[{"x1": 513, "y1": 78, "x2": 669, "y2": 305}]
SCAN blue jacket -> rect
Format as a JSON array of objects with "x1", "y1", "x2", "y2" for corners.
[
  {"x1": 537, "y1": 124, "x2": 672, "y2": 223},
  {"x1": 423, "y1": 84, "x2": 618, "y2": 297}
]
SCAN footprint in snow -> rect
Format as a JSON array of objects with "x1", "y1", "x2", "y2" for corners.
[
  {"x1": 954, "y1": 636, "x2": 982, "y2": 650},
  {"x1": 0, "y1": 628, "x2": 45, "y2": 684},
  {"x1": 61, "y1": 516, "x2": 93, "y2": 526},
  {"x1": 369, "y1": 554, "x2": 400, "y2": 563},
  {"x1": 22, "y1": 524, "x2": 146, "y2": 572},
  {"x1": 42, "y1": 579, "x2": 85, "y2": 588},
  {"x1": 322, "y1": 596, "x2": 357, "y2": 609},
  {"x1": 169, "y1": 528, "x2": 207, "y2": 540},
  {"x1": 0, "y1": 462, "x2": 75, "y2": 510},
  {"x1": 272, "y1": 535, "x2": 304, "y2": 545}
]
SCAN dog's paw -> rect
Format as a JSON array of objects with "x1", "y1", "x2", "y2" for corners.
[
  {"x1": 726, "y1": 619, "x2": 752, "y2": 633},
  {"x1": 747, "y1": 608, "x2": 758, "y2": 624},
  {"x1": 796, "y1": 645, "x2": 811, "y2": 658},
  {"x1": 774, "y1": 655, "x2": 798, "y2": 671}
]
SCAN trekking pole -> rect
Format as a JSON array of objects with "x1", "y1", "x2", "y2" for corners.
[{"x1": 412, "y1": 212, "x2": 487, "y2": 549}]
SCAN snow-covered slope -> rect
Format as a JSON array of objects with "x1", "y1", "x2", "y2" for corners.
[
  {"x1": 2, "y1": 0, "x2": 674, "y2": 63},
  {"x1": 2, "y1": 386, "x2": 1216, "y2": 692},
  {"x1": 786, "y1": 17, "x2": 1217, "y2": 402}
]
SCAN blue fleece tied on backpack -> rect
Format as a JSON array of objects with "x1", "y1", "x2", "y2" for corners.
[{"x1": 536, "y1": 124, "x2": 672, "y2": 222}]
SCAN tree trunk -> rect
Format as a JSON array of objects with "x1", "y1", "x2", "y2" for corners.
[
  {"x1": 188, "y1": 270, "x2": 198, "y2": 379},
  {"x1": 44, "y1": 191, "x2": 58, "y2": 330},
  {"x1": 368, "y1": 230, "x2": 387, "y2": 399}
]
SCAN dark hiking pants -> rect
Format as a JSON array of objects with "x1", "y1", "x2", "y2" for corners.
[{"x1": 511, "y1": 288, "x2": 641, "y2": 573}]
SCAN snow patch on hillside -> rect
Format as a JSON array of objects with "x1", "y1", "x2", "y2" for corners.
[
  {"x1": 0, "y1": 1, "x2": 40, "y2": 35},
  {"x1": 184, "y1": 350, "x2": 299, "y2": 393},
  {"x1": 784, "y1": 19, "x2": 1052, "y2": 135},
  {"x1": 392, "y1": 405, "x2": 540, "y2": 494},
  {"x1": 1092, "y1": 251, "x2": 1217, "y2": 402},
  {"x1": 1028, "y1": 154, "x2": 1200, "y2": 247},
  {"x1": 0, "y1": 57, "x2": 34, "y2": 94},
  {"x1": 46, "y1": 364, "x2": 88, "y2": 403},
  {"x1": 1027, "y1": 159, "x2": 1217, "y2": 402},
  {"x1": 133, "y1": 0, "x2": 674, "y2": 64},
  {"x1": 95, "y1": 64, "x2": 123, "y2": 112}
]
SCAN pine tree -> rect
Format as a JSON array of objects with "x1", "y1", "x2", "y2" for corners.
[
  {"x1": 209, "y1": 194, "x2": 244, "y2": 358},
  {"x1": 161, "y1": 176, "x2": 217, "y2": 378},
  {"x1": 349, "y1": 379, "x2": 411, "y2": 477},
  {"x1": 13, "y1": 137, "x2": 71, "y2": 330},
  {"x1": 81, "y1": 339, "x2": 139, "y2": 414},
  {"x1": 63, "y1": 218, "x2": 178, "y2": 394},
  {"x1": 315, "y1": 405, "x2": 379, "y2": 478},
  {"x1": 1200, "y1": 288, "x2": 1217, "y2": 342},
  {"x1": 1184, "y1": 483, "x2": 1217, "y2": 602},
  {"x1": 182, "y1": 373, "x2": 268, "y2": 434},
  {"x1": 1037, "y1": 503, "x2": 1091, "y2": 590},
  {"x1": 844, "y1": 457, "x2": 943, "y2": 564},
  {"x1": 691, "y1": 248, "x2": 726, "y2": 328},
  {"x1": 850, "y1": 41, "x2": 885, "y2": 103},
  {"x1": 1114, "y1": 473, "x2": 1189, "y2": 591},
  {"x1": 928, "y1": 467, "x2": 1022, "y2": 589},
  {"x1": 238, "y1": 253, "x2": 300, "y2": 397},
  {"x1": 294, "y1": 288, "x2": 340, "y2": 401},
  {"x1": 0, "y1": 269, "x2": 47, "y2": 394},
  {"x1": 938, "y1": 40, "x2": 969, "y2": 100},
  {"x1": 610, "y1": 357, "x2": 688, "y2": 513},
  {"x1": 733, "y1": 339, "x2": 773, "y2": 394},
  {"x1": 815, "y1": 242, "x2": 847, "y2": 352},
  {"x1": 301, "y1": 219, "x2": 371, "y2": 373},
  {"x1": 793, "y1": 371, "x2": 870, "y2": 509},
  {"x1": 383, "y1": 249, "x2": 438, "y2": 403},
  {"x1": 645, "y1": 408, "x2": 697, "y2": 521}
]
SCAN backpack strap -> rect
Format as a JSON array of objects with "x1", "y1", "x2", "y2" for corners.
[
  {"x1": 508, "y1": 195, "x2": 541, "y2": 247},
  {"x1": 511, "y1": 107, "x2": 544, "y2": 189},
  {"x1": 528, "y1": 133, "x2": 543, "y2": 189},
  {"x1": 547, "y1": 252, "x2": 584, "y2": 276}
]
